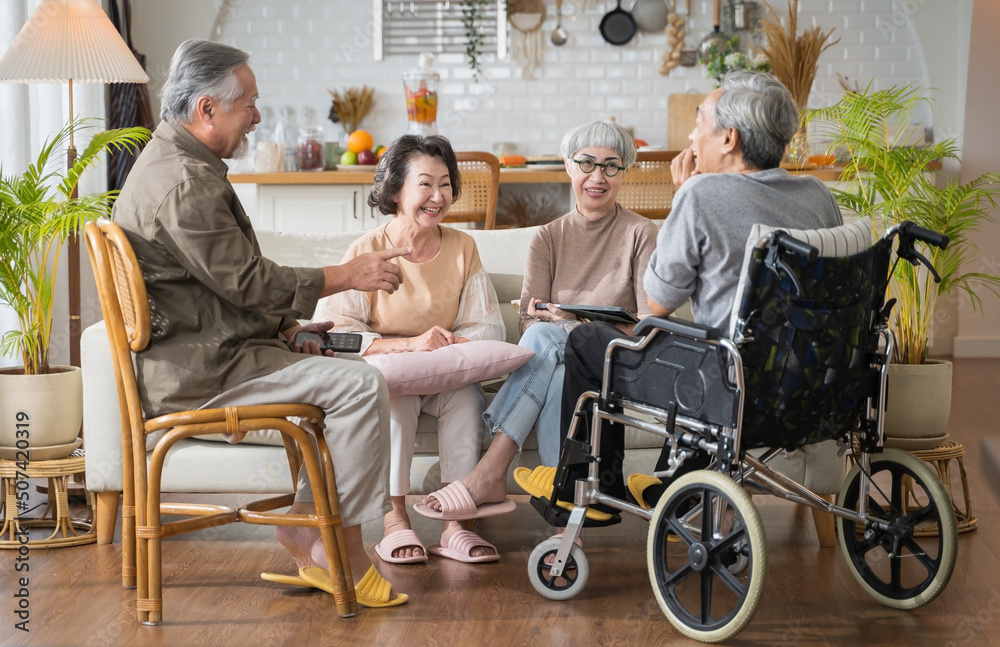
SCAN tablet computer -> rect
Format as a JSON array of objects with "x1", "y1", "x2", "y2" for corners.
[{"x1": 538, "y1": 303, "x2": 639, "y2": 325}]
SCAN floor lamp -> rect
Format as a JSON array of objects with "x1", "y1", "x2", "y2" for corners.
[{"x1": 0, "y1": 0, "x2": 149, "y2": 367}]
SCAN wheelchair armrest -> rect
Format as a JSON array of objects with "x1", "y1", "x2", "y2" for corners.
[{"x1": 634, "y1": 315, "x2": 722, "y2": 340}]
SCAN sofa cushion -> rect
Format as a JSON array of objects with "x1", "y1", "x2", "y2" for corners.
[{"x1": 364, "y1": 340, "x2": 534, "y2": 397}]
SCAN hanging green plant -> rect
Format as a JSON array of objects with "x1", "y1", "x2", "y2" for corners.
[{"x1": 462, "y1": 0, "x2": 490, "y2": 82}]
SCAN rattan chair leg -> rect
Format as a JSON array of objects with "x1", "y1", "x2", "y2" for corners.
[{"x1": 298, "y1": 431, "x2": 357, "y2": 617}]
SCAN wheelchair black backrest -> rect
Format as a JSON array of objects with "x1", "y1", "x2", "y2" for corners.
[
  {"x1": 735, "y1": 226, "x2": 893, "y2": 449},
  {"x1": 604, "y1": 219, "x2": 893, "y2": 451}
]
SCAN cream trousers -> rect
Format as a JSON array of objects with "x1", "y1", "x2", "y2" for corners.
[
  {"x1": 388, "y1": 383, "x2": 484, "y2": 496},
  {"x1": 201, "y1": 354, "x2": 391, "y2": 527}
]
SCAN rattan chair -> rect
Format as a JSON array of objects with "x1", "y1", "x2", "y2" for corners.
[
  {"x1": 84, "y1": 219, "x2": 357, "y2": 624},
  {"x1": 618, "y1": 150, "x2": 677, "y2": 219},
  {"x1": 444, "y1": 151, "x2": 500, "y2": 229}
]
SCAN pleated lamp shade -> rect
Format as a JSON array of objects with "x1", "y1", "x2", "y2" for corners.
[{"x1": 0, "y1": 0, "x2": 148, "y2": 84}]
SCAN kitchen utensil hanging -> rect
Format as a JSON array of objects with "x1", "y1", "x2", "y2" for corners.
[
  {"x1": 600, "y1": 0, "x2": 637, "y2": 46},
  {"x1": 631, "y1": 0, "x2": 670, "y2": 33},
  {"x1": 551, "y1": 0, "x2": 567, "y2": 46},
  {"x1": 508, "y1": 0, "x2": 545, "y2": 77},
  {"x1": 700, "y1": 0, "x2": 728, "y2": 59}
]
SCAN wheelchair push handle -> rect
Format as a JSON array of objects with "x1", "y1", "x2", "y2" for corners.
[
  {"x1": 890, "y1": 221, "x2": 949, "y2": 284},
  {"x1": 772, "y1": 231, "x2": 819, "y2": 261},
  {"x1": 898, "y1": 221, "x2": 949, "y2": 250}
]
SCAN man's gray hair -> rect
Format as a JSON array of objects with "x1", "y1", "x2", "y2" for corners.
[
  {"x1": 559, "y1": 120, "x2": 637, "y2": 167},
  {"x1": 160, "y1": 39, "x2": 251, "y2": 125},
  {"x1": 714, "y1": 69, "x2": 799, "y2": 170}
]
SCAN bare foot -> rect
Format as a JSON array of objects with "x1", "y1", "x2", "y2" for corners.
[
  {"x1": 439, "y1": 520, "x2": 496, "y2": 559},
  {"x1": 421, "y1": 434, "x2": 517, "y2": 513},
  {"x1": 420, "y1": 470, "x2": 509, "y2": 514},
  {"x1": 380, "y1": 496, "x2": 424, "y2": 560},
  {"x1": 275, "y1": 502, "x2": 322, "y2": 569}
]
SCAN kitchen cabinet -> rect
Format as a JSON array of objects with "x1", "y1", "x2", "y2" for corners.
[
  {"x1": 232, "y1": 170, "x2": 390, "y2": 233},
  {"x1": 256, "y1": 184, "x2": 389, "y2": 233},
  {"x1": 230, "y1": 168, "x2": 575, "y2": 233}
]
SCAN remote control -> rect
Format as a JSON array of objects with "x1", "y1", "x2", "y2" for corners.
[{"x1": 292, "y1": 331, "x2": 363, "y2": 353}]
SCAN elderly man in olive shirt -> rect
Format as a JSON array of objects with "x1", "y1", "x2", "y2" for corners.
[{"x1": 112, "y1": 39, "x2": 409, "y2": 605}]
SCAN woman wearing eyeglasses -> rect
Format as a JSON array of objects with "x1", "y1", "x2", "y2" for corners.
[{"x1": 415, "y1": 120, "x2": 658, "y2": 521}]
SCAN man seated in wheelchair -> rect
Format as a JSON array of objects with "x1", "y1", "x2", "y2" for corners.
[{"x1": 515, "y1": 69, "x2": 844, "y2": 522}]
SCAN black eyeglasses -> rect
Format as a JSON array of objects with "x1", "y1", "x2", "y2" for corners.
[{"x1": 569, "y1": 157, "x2": 626, "y2": 177}]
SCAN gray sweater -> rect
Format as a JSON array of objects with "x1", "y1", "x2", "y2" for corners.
[{"x1": 644, "y1": 168, "x2": 842, "y2": 329}]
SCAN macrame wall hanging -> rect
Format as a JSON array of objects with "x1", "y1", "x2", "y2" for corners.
[{"x1": 507, "y1": 0, "x2": 545, "y2": 78}]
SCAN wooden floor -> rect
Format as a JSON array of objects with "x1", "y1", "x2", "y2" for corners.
[{"x1": 2, "y1": 358, "x2": 998, "y2": 647}]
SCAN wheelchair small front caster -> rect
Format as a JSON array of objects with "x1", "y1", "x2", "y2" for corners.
[{"x1": 527, "y1": 537, "x2": 590, "y2": 600}]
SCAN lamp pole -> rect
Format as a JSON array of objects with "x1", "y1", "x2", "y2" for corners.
[{"x1": 67, "y1": 77, "x2": 81, "y2": 366}]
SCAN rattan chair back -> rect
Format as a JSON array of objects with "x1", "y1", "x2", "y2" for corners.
[
  {"x1": 618, "y1": 150, "x2": 677, "y2": 219},
  {"x1": 444, "y1": 151, "x2": 500, "y2": 229}
]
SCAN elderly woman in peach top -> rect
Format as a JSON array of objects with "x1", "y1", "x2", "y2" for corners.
[{"x1": 314, "y1": 134, "x2": 508, "y2": 565}]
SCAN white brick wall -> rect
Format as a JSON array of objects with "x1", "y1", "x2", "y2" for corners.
[{"x1": 214, "y1": 0, "x2": 928, "y2": 156}]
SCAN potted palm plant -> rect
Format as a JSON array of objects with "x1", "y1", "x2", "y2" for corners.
[
  {"x1": 804, "y1": 84, "x2": 1000, "y2": 447},
  {"x1": 0, "y1": 118, "x2": 149, "y2": 458}
]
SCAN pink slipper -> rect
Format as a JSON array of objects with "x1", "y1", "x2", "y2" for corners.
[
  {"x1": 412, "y1": 481, "x2": 516, "y2": 520},
  {"x1": 374, "y1": 528, "x2": 428, "y2": 564},
  {"x1": 427, "y1": 529, "x2": 500, "y2": 563}
]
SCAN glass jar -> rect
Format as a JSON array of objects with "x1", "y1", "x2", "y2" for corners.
[
  {"x1": 296, "y1": 126, "x2": 326, "y2": 172},
  {"x1": 403, "y1": 52, "x2": 440, "y2": 136}
]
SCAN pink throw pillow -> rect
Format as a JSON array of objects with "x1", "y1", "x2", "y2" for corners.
[{"x1": 363, "y1": 340, "x2": 535, "y2": 397}]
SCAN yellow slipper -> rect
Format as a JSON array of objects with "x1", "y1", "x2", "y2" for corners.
[
  {"x1": 513, "y1": 466, "x2": 613, "y2": 522},
  {"x1": 627, "y1": 473, "x2": 662, "y2": 511},
  {"x1": 298, "y1": 565, "x2": 409, "y2": 608},
  {"x1": 261, "y1": 571, "x2": 311, "y2": 587},
  {"x1": 626, "y1": 473, "x2": 682, "y2": 542}
]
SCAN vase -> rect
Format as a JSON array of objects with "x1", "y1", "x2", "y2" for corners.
[
  {"x1": 883, "y1": 359, "x2": 952, "y2": 450},
  {"x1": 0, "y1": 366, "x2": 83, "y2": 460}
]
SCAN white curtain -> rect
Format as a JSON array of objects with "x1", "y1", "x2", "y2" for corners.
[{"x1": 0, "y1": 0, "x2": 108, "y2": 368}]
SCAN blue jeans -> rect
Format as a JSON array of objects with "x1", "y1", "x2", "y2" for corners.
[{"x1": 483, "y1": 322, "x2": 569, "y2": 466}]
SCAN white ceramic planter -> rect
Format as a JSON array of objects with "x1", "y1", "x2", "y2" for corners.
[
  {"x1": 883, "y1": 359, "x2": 952, "y2": 450},
  {"x1": 0, "y1": 366, "x2": 83, "y2": 458}
]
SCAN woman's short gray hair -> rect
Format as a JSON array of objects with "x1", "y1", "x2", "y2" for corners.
[
  {"x1": 559, "y1": 120, "x2": 637, "y2": 167},
  {"x1": 160, "y1": 39, "x2": 250, "y2": 125},
  {"x1": 714, "y1": 70, "x2": 799, "y2": 169}
]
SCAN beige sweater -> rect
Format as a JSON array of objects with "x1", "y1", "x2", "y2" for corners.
[{"x1": 520, "y1": 204, "x2": 659, "y2": 332}]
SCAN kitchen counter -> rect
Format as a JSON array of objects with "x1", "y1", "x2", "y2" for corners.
[
  {"x1": 229, "y1": 164, "x2": 857, "y2": 186},
  {"x1": 229, "y1": 167, "x2": 572, "y2": 184}
]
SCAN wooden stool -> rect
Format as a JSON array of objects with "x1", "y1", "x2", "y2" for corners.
[
  {"x1": 0, "y1": 450, "x2": 96, "y2": 548},
  {"x1": 907, "y1": 440, "x2": 978, "y2": 534}
]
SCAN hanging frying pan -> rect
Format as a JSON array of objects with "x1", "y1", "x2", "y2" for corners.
[{"x1": 600, "y1": 0, "x2": 637, "y2": 46}]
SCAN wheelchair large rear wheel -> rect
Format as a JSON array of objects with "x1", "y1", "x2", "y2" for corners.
[
  {"x1": 646, "y1": 470, "x2": 767, "y2": 643},
  {"x1": 527, "y1": 537, "x2": 590, "y2": 600},
  {"x1": 837, "y1": 448, "x2": 957, "y2": 609}
]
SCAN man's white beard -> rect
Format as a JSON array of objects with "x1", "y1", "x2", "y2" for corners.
[{"x1": 230, "y1": 135, "x2": 250, "y2": 160}]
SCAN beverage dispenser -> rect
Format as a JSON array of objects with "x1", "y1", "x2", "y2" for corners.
[{"x1": 403, "y1": 52, "x2": 440, "y2": 136}]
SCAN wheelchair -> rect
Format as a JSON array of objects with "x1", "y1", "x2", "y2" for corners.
[{"x1": 523, "y1": 219, "x2": 959, "y2": 643}]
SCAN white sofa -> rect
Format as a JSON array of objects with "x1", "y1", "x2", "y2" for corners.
[{"x1": 82, "y1": 225, "x2": 843, "y2": 545}]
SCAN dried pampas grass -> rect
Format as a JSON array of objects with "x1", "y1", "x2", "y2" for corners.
[
  {"x1": 755, "y1": 0, "x2": 839, "y2": 110},
  {"x1": 328, "y1": 85, "x2": 376, "y2": 134}
]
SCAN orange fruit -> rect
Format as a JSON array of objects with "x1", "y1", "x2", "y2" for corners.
[{"x1": 347, "y1": 130, "x2": 374, "y2": 154}]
